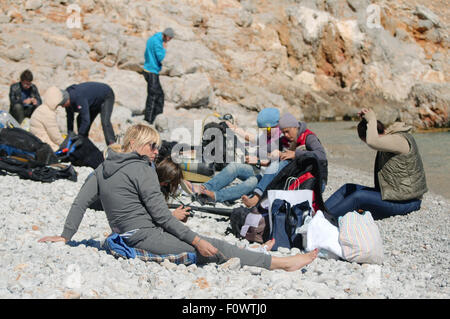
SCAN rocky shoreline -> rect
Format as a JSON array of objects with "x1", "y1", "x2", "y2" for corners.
[
  {"x1": 1, "y1": 0, "x2": 448, "y2": 131},
  {"x1": 0, "y1": 160, "x2": 448, "y2": 299}
]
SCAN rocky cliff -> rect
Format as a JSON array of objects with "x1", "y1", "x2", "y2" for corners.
[{"x1": 0, "y1": 0, "x2": 448, "y2": 140}]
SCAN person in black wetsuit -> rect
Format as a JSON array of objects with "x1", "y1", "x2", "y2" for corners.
[{"x1": 61, "y1": 82, "x2": 116, "y2": 145}]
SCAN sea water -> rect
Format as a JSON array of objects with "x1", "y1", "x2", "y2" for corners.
[{"x1": 308, "y1": 121, "x2": 450, "y2": 199}]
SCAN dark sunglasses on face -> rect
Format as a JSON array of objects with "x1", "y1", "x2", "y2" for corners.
[{"x1": 150, "y1": 142, "x2": 160, "y2": 151}]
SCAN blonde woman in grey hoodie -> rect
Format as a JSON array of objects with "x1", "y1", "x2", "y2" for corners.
[{"x1": 39, "y1": 123, "x2": 318, "y2": 271}]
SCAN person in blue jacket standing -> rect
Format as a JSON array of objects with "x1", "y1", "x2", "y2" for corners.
[
  {"x1": 143, "y1": 28, "x2": 174, "y2": 124},
  {"x1": 61, "y1": 82, "x2": 116, "y2": 145}
]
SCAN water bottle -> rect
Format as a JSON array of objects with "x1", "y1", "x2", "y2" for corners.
[
  {"x1": 0, "y1": 111, "x2": 7, "y2": 128},
  {"x1": 0, "y1": 111, "x2": 20, "y2": 128}
]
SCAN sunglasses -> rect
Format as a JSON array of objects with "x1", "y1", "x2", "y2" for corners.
[{"x1": 150, "y1": 142, "x2": 160, "y2": 151}]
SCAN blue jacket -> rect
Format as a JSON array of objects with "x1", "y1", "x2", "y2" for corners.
[
  {"x1": 65, "y1": 82, "x2": 113, "y2": 136},
  {"x1": 143, "y1": 32, "x2": 166, "y2": 74}
]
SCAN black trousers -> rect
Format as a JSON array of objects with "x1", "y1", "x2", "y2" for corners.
[
  {"x1": 76, "y1": 91, "x2": 116, "y2": 145},
  {"x1": 143, "y1": 72, "x2": 164, "y2": 124},
  {"x1": 10, "y1": 103, "x2": 36, "y2": 124}
]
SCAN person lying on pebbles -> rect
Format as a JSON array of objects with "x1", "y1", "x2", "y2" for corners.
[{"x1": 39, "y1": 123, "x2": 318, "y2": 272}]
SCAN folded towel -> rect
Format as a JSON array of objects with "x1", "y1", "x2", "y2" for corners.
[{"x1": 103, "y1": 233, "x2": 197, "y2": 265}]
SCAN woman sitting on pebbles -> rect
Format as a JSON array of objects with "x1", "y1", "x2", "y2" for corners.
[
  {"x1": 39, "y1": 123, "x2": 318, "y2": 271},
  {"x1": 325, "y1": 108, "x2": 427, "y2": 220}
]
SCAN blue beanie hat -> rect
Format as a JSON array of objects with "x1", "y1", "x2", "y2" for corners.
[{"x1": 257, "y1": 108, "x2": 280, "y2": 128}]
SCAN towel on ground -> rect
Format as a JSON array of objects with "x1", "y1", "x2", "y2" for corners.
[{"x1": 102, "y1": 233, "x2": 197, "y2": 265}]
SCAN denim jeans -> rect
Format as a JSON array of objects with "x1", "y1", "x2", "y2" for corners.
[
  {"x1": 253, "y1": 160, "x2": 290, "y2": 197},
  {"x1": 203, "y1": 163, "x2": 258, "y2": 202},
  {"x1": 325, "y1": 183, "x2": 422, "y2": 220}
]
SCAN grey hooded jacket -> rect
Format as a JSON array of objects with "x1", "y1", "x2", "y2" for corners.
[{"x1": 61, "y1": 149, "x2": 198, "y2": 246}]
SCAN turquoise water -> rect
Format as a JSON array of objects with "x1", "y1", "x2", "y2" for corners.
[{"x1": 307, "y1": 121, "x2": 450, "y2": 199}]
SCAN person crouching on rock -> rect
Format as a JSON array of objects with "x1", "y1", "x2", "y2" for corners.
[
  {"x1": 325, "y1": 108, "x2": 427, "y2": 220},
  {"x1": 30, "y1": 86, "x2": 70, "y2": 151},
  {"x1": 38, "y1": 123, "x2": 318, "y2": 271},
  {"x1": 9, "y1": 69, "x2": 42, "y2": 124}
]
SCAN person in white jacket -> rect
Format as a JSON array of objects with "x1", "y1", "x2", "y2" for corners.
[{"x1": 30, "y1": 86, "x2": 68, "y2": 151}]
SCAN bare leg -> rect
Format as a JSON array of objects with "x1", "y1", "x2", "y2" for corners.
[{"x1": 270, "y1": 249, "x2": 319, "y2": 272}]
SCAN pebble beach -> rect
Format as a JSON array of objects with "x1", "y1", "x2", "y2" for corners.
[
  {"x1": 0, "y1": 0, "x2": 449, "y2": 302},
  {"x1": 1, "y1": 159, "x2": 448, "y2": 299}
]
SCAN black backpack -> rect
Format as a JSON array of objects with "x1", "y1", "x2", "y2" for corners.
[
  {"x1": 262, "y1": 153, "x2": 338, "y2": 227},
  {"x1": 202, "y1": 121, "x2": 238, "y2": 171},
  {"x1": 57, "y1": 133, "x2": 104, "y2": 169},
  {"x1": 0, "y1": 156, "x2": 77, "y2": 183},
  {"x1": 0, "y1": 127, "x2": 58, "y2": 167}
]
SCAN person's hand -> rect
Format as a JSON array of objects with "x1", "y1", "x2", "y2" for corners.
[
  {"x1": 280, "y1": 150, "x2": 296, "y2": 160},
  {"x1": 245, "y1": 155, "x2": 259, "y2": 165},
  {"x1": 358, "y1": 108, "x2": 376, "y2": 122},
  {"x1": 193, "y1": 237, "x2": 218, "y2": 257},
  {"x1": 172, "y1": 205, "x2": 191, "y2": 223},
  {"x1": 38, "y1": 236, "x2": 68, "y2": 244},
  {"x1": 269, "y1": 149, "x2": 281, "y2": 159},
  {"x1": 360, "y1": 108, "x2": 376, "y2": 122},
  {"x1": 30, "y1": 97, "x2": 38, "y2": 105},
  {"x1": 163, "y1": 41, "x2": 168, "y2": 49},
  {"x1": 23, "y1": 98, "x2": 32, "y2": 104},
  {"x1": 358, "y1": 108, "x2": 367, "y2": 119}
]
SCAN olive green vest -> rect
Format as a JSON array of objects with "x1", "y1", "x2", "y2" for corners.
[{"x1": 374, "y1": 133, "x2": 427, "y2": 201}]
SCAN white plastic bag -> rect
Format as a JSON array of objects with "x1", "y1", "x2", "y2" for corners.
[{"x1": 302, "y1": 210, "x2": 343, "y2": 259}]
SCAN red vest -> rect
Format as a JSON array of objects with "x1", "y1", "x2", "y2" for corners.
[
  {"x1": 289, "y1": 128, "x2": 319, "y2": 211},
  {"x1": 296, "y1": 128, "x2": 315, "y2": 147}
]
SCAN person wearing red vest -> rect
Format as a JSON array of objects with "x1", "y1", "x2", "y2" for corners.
[
  {"x1": 242, "y1": 112, "x2": 328, "y2": 208},
  {"x1": 279, "y1": 113, "x2": 328, "y2": 191}
]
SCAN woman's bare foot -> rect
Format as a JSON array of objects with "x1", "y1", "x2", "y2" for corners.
[
  {"x1": 201, "y1": 188, "x2": 215, "y2": 200},
  {"x1": 193, "y1": 184, "x2": 205, "y2": 194},
  {"x1": 185, "y1": 180, "x2": 203, "y2": 194},
  {"x1": 270, "y1": 249, "x2": 319, "y2": 272},
  {"x1": 241, "y1": 194, "x2": 260, "y2": 208}
]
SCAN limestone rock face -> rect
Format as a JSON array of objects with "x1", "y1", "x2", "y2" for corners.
[{"x1": 0, "y1": 0, "x2": 448, "y2": 138}]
